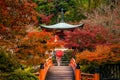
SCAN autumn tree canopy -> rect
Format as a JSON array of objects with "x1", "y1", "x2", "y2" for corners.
[
  {"x1": 0, "y1": 0, "x2": 39, "y2": 54},
  {"x1": 0, "y1": 0, "x2": 38, "y2": 27},
  {"x1": 76, "y1": 44, "x2": 120, "y2": 65},
  {"x1": 0, "y1": 0, "x2": 65, "y2": 66},
  {"x1": 0, "y1": 0, "x2": 38, "y2": 44},
  {"x1": 64, "y1": 24, "x2": 120, "y2": 51},
  {"x1": 16, "y1": 31, "x2": 64, "y2": 65}
]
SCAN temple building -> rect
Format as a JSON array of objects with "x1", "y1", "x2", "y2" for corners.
[{"x1": 40, "y1": 8, "x2": 84, "y2": 40}]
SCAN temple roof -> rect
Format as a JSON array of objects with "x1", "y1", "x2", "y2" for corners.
[{"x1": 40, "y1": 22, "x2": 84, "y2": 29}]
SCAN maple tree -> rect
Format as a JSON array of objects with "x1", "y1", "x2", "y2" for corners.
[
  {"x1": 0, "y1": 0, "x2": 37, "y2": 38},
  {"x1": 75, "y1": 44, "x2": 120, "y2": 65},
  {"x1": 0, "y1": 0, "x2": 38, "y2": 27},
  {"x1": 0, "y1": 0, "x2": 65, "y2": 66},
  {"x1": 0, "y1": 0, "x2": 38, "y2": 48},
  {"x1": 64, "y1": 24, "x2": 120, "y2": 52},
  {"x1": 15, "y1": 31, "x2": 64, "y2": 65},
  {"x1": 40, "y1": 14, "x2": 54, "y2": 24}
]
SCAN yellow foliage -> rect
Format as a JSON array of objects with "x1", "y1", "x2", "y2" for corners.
[
  {"x1": 16, "y1": 31, "x2": 64, "y2": 65},
  {"x1": 76, "y1": 44, "x2": 120, "y2": 65}
]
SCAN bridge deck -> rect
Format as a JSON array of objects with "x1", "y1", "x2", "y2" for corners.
[{"x1": 45, "y1": 66, "x2": 75, "y2": 80}]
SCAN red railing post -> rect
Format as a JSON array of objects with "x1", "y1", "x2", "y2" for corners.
[
  {"x1": 39, "y1": 58, "x2": 53, "y2": 80},
  {"x1": 75, "y1": 64, "x2": 81, "y2": 80},
  {"x1": 94, "y1": 67, "x2": 100, "y2": 80},
  {"x1": 39, "y1": 63, "x2": 45, "y2": 80}
]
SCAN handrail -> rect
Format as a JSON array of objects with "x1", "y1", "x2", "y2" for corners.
[
  {"x1": 39, "y1": 57, "x2": 53, "y2": 80},
  {"x1": 69, "y1": 58, "x2": 81, "y2": 80},
  {"x1": 81, "y1": 73, "x2": 94, "y2": 80},
  {"x1": 69, "y1": 58, "x2": 100, "y2": 80},
  {"x1": 81, "y1": 73, "x2": 94, "y2": 77},
  {"x1": 69, "y1": 58, "x2": 76, "y2": 74}
]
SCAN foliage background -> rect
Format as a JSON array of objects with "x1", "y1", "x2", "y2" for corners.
[{"x1": 0, "y1": 0, "x2": 120, "y2": 77}]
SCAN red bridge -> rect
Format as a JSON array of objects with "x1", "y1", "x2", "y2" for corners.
[{"x1": 39, "y1": 58, "x2": 100, "y2": 80}]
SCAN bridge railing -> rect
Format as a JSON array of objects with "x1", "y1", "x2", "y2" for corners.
[
  {"x1": 69, "y1": 58, "x2": 81, "y2": 80},
  {"x1": 81, "y1": 73, "x2": 94, "y2": 80},
  {"x1": 69, "y1": 58, "x2": 100, "y2": 80},
  {"x1": 39, "y1": 57, "x2": 53, "y2": 80},
  {"x1": 69, "y1": 58, "x2": 76, "y2": 73}
]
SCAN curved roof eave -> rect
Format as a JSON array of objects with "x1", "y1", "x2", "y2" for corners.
[{"x1": 40, "y1": 22, "x2": 84, "y2": 29}]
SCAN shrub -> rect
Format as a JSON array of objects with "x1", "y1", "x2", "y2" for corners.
[
  {"x1": 2, "y1": 70, "x2": 38, "y2": 80},
  {"x1": 0, "y1": 47, "x2": 20, "y2": 72},
  {"x1": 80, "y1": 63, "x2": 96, "y2": 74},
  {"x1": 64, "y1": 49, "x2": 74, "y2": 60},
  {"x1": 75, "y1": 44, "x2": 120, "y2": 65}
]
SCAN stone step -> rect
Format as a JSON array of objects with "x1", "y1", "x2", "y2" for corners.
[
  {"x1": 49, "y1": 66, "x2": 73, "y2": 71},
  {"x1": 47, "y1": 71, "x2": 74, "y2": 76},
  {"x1": 45, "y1": 66, "x2": 75, "y2": 80},
  {"x1": 46, "y1": 76, "x2": 74, "y2": 80},
  {"x1": 53, "y1": 60, "x2": 70, "y2": 66}
]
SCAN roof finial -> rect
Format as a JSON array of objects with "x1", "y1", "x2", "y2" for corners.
[{"x1": 60, "y1": 8, "x2": 64, "y2": 23}]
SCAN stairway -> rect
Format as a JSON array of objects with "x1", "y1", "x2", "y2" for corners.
[
  {"x1": 61, "y1": 54, "x2": 70, "y2": 66},
  {"x1": 45, "y1": 66, "x2": 75, "y2": 80},
  {"x1": 53, "y1": 54, "x2": 70, "y2": 66}
]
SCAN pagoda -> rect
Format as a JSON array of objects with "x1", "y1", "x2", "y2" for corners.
[{"x1": 40, "y1": 8, "x2": 84, "y2": 40}]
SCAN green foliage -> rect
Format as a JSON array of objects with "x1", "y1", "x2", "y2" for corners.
[
  {"x1": 1, "y1": 70, "x2": 38, "y2": 80},
  {"x1": 36, "y1": 2, "x2": 55, "y2": 14},
  {"x1": 78, "y1": 0, "x2": 107, "y2": 11},
  {"x1": 0, "y1": 47, "x2": 20, "y2": 73},
  {"x1": 64, "y1": 49, "x2": 74, "y2": 60},
  {"x1": 34, "y1": 0, "x2": 88, "y2": 24},
  {"x1": 63, "y1": 53, "x2": 69, "y2": 61},
  {"x1": 24, "y1": 66, "x2": 35, "y2": 73},
  {"x1": 81, "y1": 63, "x2": 96, "y2": 74}
]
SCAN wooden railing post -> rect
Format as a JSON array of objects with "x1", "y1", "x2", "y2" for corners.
[
  {"x1": 39, "y1": 58, "x2": 53, "y2": 80},
  {"x1": 39, "y1": 63, "x2": 44, "y2": 80},
  {"x1": 94, "y1": 67, "x2": 100, "y2": 80},
  {"x1": 75, "y1": 64, "x2": 81, "y2": 80}
]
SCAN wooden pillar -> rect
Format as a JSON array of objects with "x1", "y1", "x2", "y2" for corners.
[
  {"x1": 94, "y1": 67, "x2": 100, "y2": 80},
  {"x1": 75, "y1": 64, "x2": 81, "y2": 80},
  {"x1": 39, "y1": 63, "x2": 45, "y2": 80}
]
